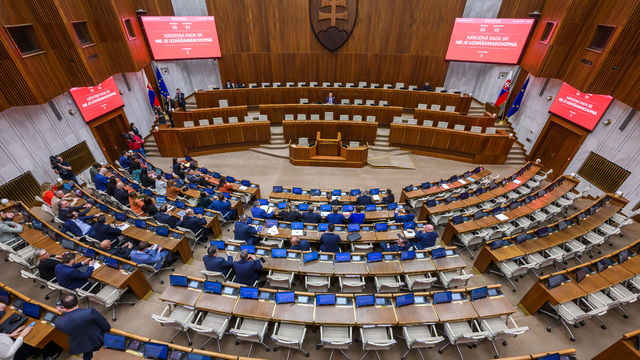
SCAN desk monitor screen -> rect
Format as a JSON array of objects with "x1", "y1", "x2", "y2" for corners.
[
  {"x1": 619, "y1": 249, "x2": 630, "y2": 264},
  {"x1": 135, "y1": 219, "x2": 146, "y2": 229},
  {"x1": 474, "y1": 211, "x2": 484, "y2": 220},
  {"x1": 596, "y1": 257, "x2": 613, "y2": 273},
  {"x1": 291, "y1": 222, "x2": 304, "y2": 230},
  {"x1": 509, "y1": 201, "x2": 520, "y2": 210},
  {"x1": 335, "y1": 252, "x2": 351, "y2": 262},
  {"x1": 272, "y1": 186, "x2": 283, "y2": 193},
  {"x1": 490, "y1": 239, "x2": 503, "y2": 250},
  {"x1": 275, "y1": 291, "x2": 295, "y2": 304},
  {"x1": 426, "y1": 200, "x2": 436, "y2": 208},
  {"x1": 395, "y1": 293, "x2": 414, "y2": 307},
  {"x1": 330, "y1": 190, "x2": 341, "y2": 196},
  {"x1": 367, "y1": 252, "x2": 383, "y2": 263},
  {"x1": 515, "y1": 233, "x2": 527, "y2": 245},
  {"x1": 105, "y1": 257, "x2": 119, "y2": 269},
  {"x1": 451, "y1": 215, "x2": 463, "y2": 225},
  {"x1": 558, "y1": 220, "x2": 568, "y2": 232},
  {"x1": 83, "y1": 248, "x2": 96, "y2": 259},
  {"x1": 115, "y1": 212, "x2": 127, "y2": 222},
  {"x1": 0, "y1": 289, "x2": 9, "y2": 305},
  {"x1": 270, "y1": 248, "x2": 286, "y2": 258},
  {"x1": 375, "y1": 223, "x2": 388, "y2": 232},
  {"x1": 154, "y1": 225, "x2": 169, "y2": 237},
  {"x1": 189, "y1": 183, "x2": 198, "y2": 190},
  {"x1": 470, "y1": 286, "x2": 488, "y2": 301},
  {"x1": 347, "y1": 224, "x2": 360, "y2": 232},
  {"x1": 320, "y1": 204, "x2": 331, "y2": 212},
  {"x1": 316, "y1": 294, "x2": 336, "y2": 306},
  {"x1": 193, "y1": 207, "x2": 205, "y2": 215},
  {"x1": 431, "y1": 248, "x2": 446, "y2": 259},
  {"x1": 492, "y1": 207, "x2": 503, "y2": 216},
  {"x1": 292, "y1": 187, "x2": 302, "y2": 195},
  {"x1": 350, "y1": 189, "x2": 360, "y2": 196},
  {"x1": 144, "y1": 342, "x2": 168, "y2": 359},
  {"x1": 61, "y1": 238, "x2": 76, "y2": 250},
  {"x1": 303, "y1": 251, "x2": 319, "y2": 263},
  {"x1": 387, "y1": 203, "x2": 398, "y2": 211},
  {"x1": 23, "y1": 302, "x2": 40, "y2": 318},
  {"x1": 98, "y1": 203, "x2": 110, "y2": 213},
  {"x1": 187, "y1": 354, "x2": 210, "y2": 360},
  {"x1": 226, "y1": 176, "x2": 234, "y2": 183},
  {"x1": 404, "y1": 222, "x2": 416, "y2": 230},
  {"x1": 174, "y1": 201, "x2": 186, "y2": 209},
  {"x1": 444, "y1": 196, "x2": 453, "y2": 205},
  {"x1": 433, "y1": 291, "x2": 452, "y2": 305},
  {"x1": 318, "y1": 223, "x2": 329, "y2": 232},
  {"x1": 277, "y1": 202, "x2": 287, "y2": 210},
  {"x1": 310, "y1": 189, "x2": 321, "y2": 196},
  {"x1": 265, "y1": 219, "x2": 278, "y2": 228},
  {"x1": 170, "y1": 275, "x2": 188, "y2": 287},
  {"x1": 365, "y1": 204, "x2": 376, "y2": 212},
  {"x1": 355, "y1": 294, "x2": 375, "y2": 307},
  {"x1": 31, "y1": 218, "x2": 43, "y2": 231},
  {"x1": 538, "y1": 354, "x2": 560, "y2": 360},
  {"x1": 343, "y1": 205, "x2": 354, "y2": 212},
  {"x1": 240, "y1": 287, "x2": 259, "y2": 300},
  {"x1": 537, "y1": 227, "x2": 549, "y2": 238},
  {"x1": 547, "y1": 274, "x2": 564, "y2": 290},
  {"x1": 209, "y1": 240, "x2": 225, "y2": 250},
  {"x1": 400, "y1": 251, "x2": 415, "y2": 261},
  {"x1": 164, "y1": 173, "x2": 173, "y2": 180},
  {"x1": 576, "y1": 267, "x2": 588, "y2": 284},
  {"x1": 104, "y1": 333, "x2": 126, "y2": 351},
  {"x1": 240, "y1": 245, "x2": 255, "y2": 254},
  {"x1": 204, "y1": 281, "x2": 222, "y2": 294},
  {"x1": 298, "y1": 204, "x2": 309, "y2": 211}
]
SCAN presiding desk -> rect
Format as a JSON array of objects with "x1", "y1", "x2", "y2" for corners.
[
  {"x1": 413, "y1": 108, "x2": 497, "y2": 132},
  {"x1": 283, "y1": 119, "x2": 378, "y2": 143},
  {"x1": 152, "y1": 121, "x2": 271, "y2": 157},
  {"x1": 195, "y1": 87, "x2": 472, "y2": 113},
  {"x1": 259, "y1": 103, "x2": 402, "y2": 126},
  {"x1": 389, "y1": 123, "x2": 516, "y2": 164},
  {"x1": 172, "y1": 106, "x2": 249, "y2": 128},
  {"x1": 289, "y1": 132, "x2": 368, "y2": 168}
]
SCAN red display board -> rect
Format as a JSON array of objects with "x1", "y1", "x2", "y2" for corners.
[
  {"x1": 141, "y1": 16, "x2": 221, "y2": 60},
  {"x1": 445, "y1": 18, "x2": 534, "y2": 64},
  {"x1": 549, "y1": 83, "x2": 613, "y2": 131},
  {"x1": 70, "y1": 77, "x2": 124, "y2": 122}
]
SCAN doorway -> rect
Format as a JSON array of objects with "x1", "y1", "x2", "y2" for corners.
[
  {"x1": 528, "y1": 114, "x2": 589, "y2": 180},
  {"x1": 87, "y1": 108, "x2": 131, "y2": 164}
]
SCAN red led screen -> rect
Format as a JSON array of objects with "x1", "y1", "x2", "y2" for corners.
[
  {"x1": 549, "y1": 83, "x2": 613, "y2": 131},
  {"x1": 141, "y1": 16, "x2": 221, "y2": 60},
  {"x1": 445, "y1": 18, "x2": 534, "y2": 64},
  {"x1": 70, "y1": 77, "x2": 124, "y2": 122}
]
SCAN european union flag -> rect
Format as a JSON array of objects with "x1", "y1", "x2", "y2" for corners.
[
  {"x1": 506, "y1": 76, "x2": 530, "y2": 118},
  {"x1": 155, "y1": 66, "x2": 170, "y2": 100}
]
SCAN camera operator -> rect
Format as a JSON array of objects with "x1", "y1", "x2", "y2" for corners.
[
  {"x1": 125, "y1": 131, "x2": 146, "y2": 159},
  {"x1": 51, "y1": 155, "x2": 78, "y2": 185}
]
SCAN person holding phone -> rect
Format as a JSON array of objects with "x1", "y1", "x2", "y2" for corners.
[{"x1": 0, "y1": 302, "x2": 33, "y2": 359}]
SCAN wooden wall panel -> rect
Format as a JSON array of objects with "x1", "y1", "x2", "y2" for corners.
[
  {"x1": 132, "y1": 0, "x2": 175, "y2": 16},
  {"x1": 207, "y1": 0, "x2": 466, "y2": 87},
  {"x1": 497, "y1": 0, "x2": 546, "y2": 18}
]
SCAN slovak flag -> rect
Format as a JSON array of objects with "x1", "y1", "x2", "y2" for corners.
[
  {"x1": 142, "y1": 71, "x2": 161, "y2": 108},
  {"x1": 495, "y1": 69, "x2": 513, "y2": 107}
]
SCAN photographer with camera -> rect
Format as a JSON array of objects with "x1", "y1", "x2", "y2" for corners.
[
  {"x1": 51, "y1": 155, "x2": 78, "y2": 185},
  {"x1": 125, "y1": 131, "x2": 146, "y2": 159}
]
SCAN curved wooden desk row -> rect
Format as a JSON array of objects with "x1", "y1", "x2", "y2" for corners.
[
  {"x1": 254, "y1": 205, "x2": 410, "y2": 229},
  {"x1": 136, "y1": 155, "x2": 262, "y2": 201},
  {"x1": 497, "y1": 348, "x2": 576, "y2": 360},
  {"x1": 13, "y1": 202, "x2": 153, "y2": 300},
  {"x1": 72, "y1": 186, "x2": 196, "y2": 264},
  {"x1": 172, "y1": 106, "x2": 249, "y2": 128},
  {"x1": 283, "y1": 119, "x2": 378, "y2": 143},
  {"x1": 388, "y1": 123, "x2": 516, "y2": 164},
  {"x1": 159, "y1": 277, "x2": 514, "y2": 326},
  {"x1": 441, "y1": 176, "x2": 579, "y2": 245},
  {"x1": 152, "y1": 121, "x2": 271, "y2": 158},
  {"x1": 473, "y1": 195, "x2": 628, "y2": 274},
  {"x1": 402, "y1": 167, "x2": 492, "y2": 203},
  {"x1": 258, "y1": 103, "x2": 403, "y2": 126},
  {"x1": 518, "y1": 238, "x2": 640, "y2": 315},
  {"x1": 413, "y1": 108, "x2": 496, "y2": 132},
  {"x1": 194, "y1": 87, "x2": 472, "y2": 113},
  {"x1": 0, "y1": 282, "x2": 69, "y2": 352},
  {"x1": 269, "y1": 187, "x2": 394, "y2": 203},
  {"x1": 222, "y1": 245, "x2": 465, "y2": 276},
  {"x1": 593, "y1": 329, "x2": 640, "y2": 360},
  {"x1": 418, "y1": 162, "x2": 542, "y2": 218}
]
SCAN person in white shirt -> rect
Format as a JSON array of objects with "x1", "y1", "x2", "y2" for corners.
[
  {"x1": 155, "y1": 178, "x2": 167, "y2": 196},
  {"x1": 0, "y1": 303, "x2": 32, "y2": 360}
]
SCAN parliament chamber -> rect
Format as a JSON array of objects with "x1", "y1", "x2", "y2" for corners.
[{"x1": 1, "y1": 1, "x2": 640, "y2": 360}]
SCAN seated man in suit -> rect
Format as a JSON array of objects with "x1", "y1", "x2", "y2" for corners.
[
  {"x1": 203, "y1": 246, "x2": 233, "y2": 278},
  {"x1": 58, "y1": 200, "x2": 92, "y2": 222},
  {"x1": 209, "y1": 193, "x2": 237, "y2": 220},
  {"x1": 119, "y1": 151, "x2": 131, "y2": 171},
  {"x1": 394, "y1": 207, "x2": 415, "y2": 223},
  {"x1": 61, "y1": 211, "x2": 96, "y2": 238},
  {"x1": 319, "y1": 223, "x2": 341, "y2": 253},
  {"x1": 92, "y1": 214, "x2": 123, "y2": 244},
  {"x1": 289, "y1": 236, "x2": 310, "y2": 251},
  {"x1": 113, "y1": 182, "x2": 130, "y2": 206},
  {"x1": 381, "y1": 236, "x2": 414, "y2": 252},
  {"x1": 356, "y1": 190, "x2": 373, "y2": 205},
  {"x1": 250, "y1": 201, "x2": 273, "y2": 219},
  {"x1": 130, "y1": 241, "x2": 174, "y2": 270},
  {"x1": 100, "y1": 240, "x2": 133, "y2": 259},
  {"x1": 234, "y1": 215, "x2": 259, "y2": 245},
  {"x1": 300, "y1": 207, "x2": 321, "y2": 224},
  {"x1": 0, "y1": 211, "x2": 23, "y2": 245},
  {"x1": 224, "y1": 80, "x2": 234, "y2": 89},
  {"x1": 348, "y1": 206, "x2": 365, "y2": 224},
  {"x1": 325, "y1": 207, "x2": 345, "y2": 224},
  {"x1": 414, "y1": 223, "x2": 438, "y2": 249},
  {"x1": 380, "y1": 189, "x2": 394, "y2": 204},
  {"x1": 54, "y1": 293, "x2": 111, "y2": 360},
  {"x1": 181, "y1": 209, "x2": 209, "y2": 240},
  {"x1": 51, "y1": 190, "x2": 76, "y2": 216},
  {"x1": 232, "y1": 249, "x2": 263, "y2": 286},
  {"x1": 326, "y1": 194, "x2": 341, "y2": 205},
  {"x1": 155, "y1": 205, "x2": 182, "y2": 229},
  {"x1": 324, "y1": 92, "x2": 336, "y2": 105},
  {"x1": 94, "y1": 168, "x2": 109, "y2": 192},
  {"x1": 421, "y1": 81, "x2": 432, "y2": 91},
  {"x1": 186, "y1": 169, "x2": 208, "y2": 186},
  {"x1": 54, "y1": 252, "x2": 94, "y2": 290}
]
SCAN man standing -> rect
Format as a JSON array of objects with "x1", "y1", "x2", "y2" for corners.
[
  {"x1": 414, "y1": 224, "x2": 438, "y2": 249},
  {"x1": 319, "y1": 223, "x2": 341, "y2": 253},
  {"x1": 55, "y1": 293, "x2": 111, "y2": 360},
  {"x1": 55, "y1": 253, "x2": 94, "y2": 290},
  {"x1": 234, "y1": 215, "x2": 259, "y2": 245},
  {"x1": 232, "y1": 249, "x2": 263, "y2": 286},
  {"x1": 164, "y1": 95, "x2": 175, "y2": 128},
  {"x1": 175, "y1": 88, "x2": 186, "y2": 110},
  {"x1": 289, "y1": 236, "x2": 310, "y2": 251},
  {"x1": 52, "y1": 155, "x2": 78, "y2": 185},
  {"x1": 203, "y1": 246, "x2": 233, "y2": 278},
  {"x1": 324, "y1": 92, "x2": 336, "y2": 105},
  {"x1": 0, "y1": 211, "x2": 23, "y2": 244}
]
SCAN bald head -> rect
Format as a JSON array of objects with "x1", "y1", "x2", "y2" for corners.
[
  {"x1": 100, "y1": 240, "x2": 111, "y2": 250},
  {"x1": 185, "y1": 209, "x2": 194, "y2": 216},
  {"x1": 424, "y1": 224, "x2": 434, "y2": 232},
  {"x1": 55, "y1": 190, "x2": 65, "y2": 198},
  {"x1": 117, "y1": 182, "x2": 125, "y2": 189},
  {"x1": 291, "y1": 237, "x2": 300, "y2": 245},
  {"x1": 99, "y1": 168, "x2": 107, "y2": 175}
]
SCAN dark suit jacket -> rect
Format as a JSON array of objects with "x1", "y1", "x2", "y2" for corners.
[
  {"x1": 175, "y1": 92, "x2": 186, "y2": 108},
  {"x1": 105, "y1": 245, "x2": 132, "y2": 259},
  {"x1": 114, "y1": 189, "x2": 130, "y2": 205},
  {"x1": 414, "y1": 231, "x2": 438, "y2": 249},
  {"x1": 156, "y1": 212, "x2": 182, "y2": 229},
  {"x1": 234, "y1": 221, "x2": 258, "y2": 244},
  {"x1": 203, "y1": 255, "x2": 233, "y2": 275},
  {"x1": 58, "y1": 205, "x2": 89, "y2": 222},
  {"x1": 301, "y1": 211, "x2": 321, "y2": 224},
  {"x1": 93, "y1": 223, "x2": 122, "y2": 242},
  {"x1": 381, "y1": 194, "x2": 395, "y2": 204},
  {"x1": 326, "y1": 213, "x2": 345, "y2": 224},
  {"x1": 422, "y1": 84, "x2": 433, "y2": 91},
  {"x1": 55, "y1": 308, "x2": 111, "y2": 354},
  {"x1": 224, "y1": 83, "x2": 234, "y2": 89},
  {"x1": 290, "y1": 240, "x2": 310, "y2": 251},
  {"x1": 182, "y1": 215, "x2": 207, "y2": 235},
  {"x1": 61, "y1": 216, "x2": 95, "y2": 237},
  {"x1": 356, "y1": 195, "x2": 373, "y2": 205},
  {"x1": 55, "y1": 263, "x2": 93, "y2": 290},
  {"x1": 232, "y1": 259, "x2": 263, "y2": 286},
  {"x1": 38, "y1": 257, "x2": 61, "y2": 281},
  {"x1": 319, "y1": 232, "x2": 341, "y2": 253},
  {"x1": 279, "y1": 210, "x2": 300, "y2": 222},
  {"x1": 325, "y1": 96, "x2": 336, "y2": 104}
]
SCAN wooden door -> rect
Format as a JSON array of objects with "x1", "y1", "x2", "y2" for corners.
[
  {"x1": 528, "y1": 114, "x2": 589, "y2": 180},
  {"x1": 88, "y1": 109, "x2": 131, "y2": 164}
]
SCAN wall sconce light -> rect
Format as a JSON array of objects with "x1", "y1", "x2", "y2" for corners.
[
  {"x1": 536, "y1": 158, "x2": 542, "y2": 163},
  {"x1": 546, "y1": 96, "x2": 553, "y2": 101},
  {"x1": 119, "y1": 90, "x2": 125, "y2": 95},
  {"x1": 602, "y1": 119, "x2": 612, "y2": 125},
  {"x1": 570, "y1": 173, "x2": 576, "y2": 178},
  {"x1": 615, "y1": 190, "x2": 623, "y2": 197},
  {"x1": 68, "y1": 109, "x2": 76, "y2": 115},
  {"x1": 492, "y1": 113, "x2": 497, "y2": 117},
  {"x1": 1, "y1": 199, "x2": 8, "y2": 205}
]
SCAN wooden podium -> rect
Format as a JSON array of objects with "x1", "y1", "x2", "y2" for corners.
[{"x1": 289, "y1": 132, "x2": 368, "y2": 168}]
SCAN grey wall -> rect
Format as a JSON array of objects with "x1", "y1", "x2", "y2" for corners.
[
  {"x1": 172, "y1": 0, "x2": 207, "y2": 16},
  {"x1": 463, "y1": 0, "x2": 502, "y2": 18},
  {"x1": 115, "y1": 71, "x2": 157, "y2": 138},
  {"x1": 155, "y1": 59, "x2": 222, "y2": 96}
]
